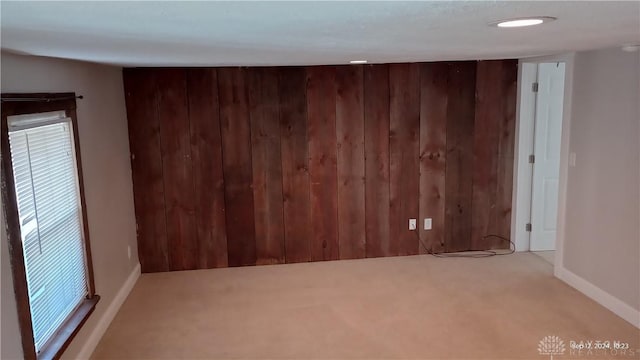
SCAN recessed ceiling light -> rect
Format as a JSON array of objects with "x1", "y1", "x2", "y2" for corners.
[
  {"x1": 491, "y1": 16, "x2": 556, "y2": 28},
  {"x1": 349, "y1": 60, "x2": 367, "y2": 64}
]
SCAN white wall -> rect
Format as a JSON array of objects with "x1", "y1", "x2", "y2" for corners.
[
  {"x1": 0, "y1": 52, "x2": 139, "y2": 359},
  {"x1": 562, "y1": 48, "x2": 640, "y2": 313}
]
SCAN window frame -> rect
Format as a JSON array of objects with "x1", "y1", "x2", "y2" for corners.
[{"x1": 1, "y1": 93, "x2": 99, "y2": 360}]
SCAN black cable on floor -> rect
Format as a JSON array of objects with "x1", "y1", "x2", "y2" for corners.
[{"x1": 417, "y1": 233, "x2": 515, "y2": 258}]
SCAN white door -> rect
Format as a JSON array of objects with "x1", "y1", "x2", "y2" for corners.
[{"x1": 530, "y1": 63, "x2": 565, "y2": 251}]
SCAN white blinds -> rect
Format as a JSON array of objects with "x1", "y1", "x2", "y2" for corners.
[{"x1": 8, "y1": 111, "x2": 88, "y2": 352}]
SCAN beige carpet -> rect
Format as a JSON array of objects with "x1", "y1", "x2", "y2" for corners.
[
  {"x1": 92, "y1": 253, "x2": 639, "y2": 359},
  {"x1": 533, "y1": 251, "x2": 555, "y2": 265}
]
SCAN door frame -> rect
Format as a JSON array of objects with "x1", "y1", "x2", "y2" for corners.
[{"x1": 511, "y1": 53, "x2": 575, "y2": 275}]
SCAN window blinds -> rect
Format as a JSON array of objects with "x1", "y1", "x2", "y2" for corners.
[{"x1": 8, "y1": 111, "x2": 88, "y2": 352}]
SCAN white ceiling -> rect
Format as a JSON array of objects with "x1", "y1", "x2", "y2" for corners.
[{"x1": 1, "y1": 1, "x2": 639, "y2": 67}]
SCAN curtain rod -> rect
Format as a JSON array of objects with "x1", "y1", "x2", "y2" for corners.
[{"x1": 1, "y1": 95, "x2": 83, "y2": 102}]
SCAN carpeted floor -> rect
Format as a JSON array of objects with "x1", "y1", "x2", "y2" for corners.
[
  {"x1": 92, "y1": 253, "x2": 639, "y2": 359},
  {"x1": 533, "y1": 251, "x2": 555, "y2": 265}
]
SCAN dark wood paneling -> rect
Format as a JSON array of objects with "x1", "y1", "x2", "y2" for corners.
[
  {"x1": 444, "y1": 62, "x2": 477, "y2": 252},
  {"x1": 306, "y1": 66, "x2": 339, "y2": 261},
  {"x1": 218, "y1": 68, "x2": 257, "y2": 267},
  {"x1": 389, "y1": 63, "x2": 421, "y2": 256},
  {"x1": 335, "y1": 66, "x2": 366, "y2": 260},
  {"x1": 157, "y1": 69, "x2": 197, "y2": 271},
  {"x1": 471, "y1": 61, "x2": 502, "y2": 250},
  {"x1": 279, "y1": 67, "x2": 311, "y2": 263},
  {"x1": 496, "y1": 60, "x2": 518, "y2": 248},
  {"x1": 248, "y1": 68, "x2": 285, "y2": 265},
  {"x1": 124, "y1": 69, "x2": 169, "y2": 273},
  {"x1": 363, "y1": 65, "x2": 391, "y2": 258},
  {"x1": 471, "y1": 60, "x2": 518, "y2": 250},
  {"x1": 124, "y1": 59, "x2": 519, "y2": 272},
  {"x1": 419, "y1": 63, "x2": 448, "y2": 254},
  {"x1": 187, "y1": 68, "x2": 228, "y2": 268},
  {"x1": 495, "y1": 60, "x2": 518, "y2": 248}
]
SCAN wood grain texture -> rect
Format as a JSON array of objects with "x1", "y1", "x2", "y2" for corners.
[
  {"x1": 123, "y1": 60, "x2": 519, "y2": 271},
  {"x1": 471, "y1": 61, "x2": 502, "y2": 250},
  {"x1": 248, "y1": 68, "x2": 285, "y2": 265},
  {"x1": 123, "y1": 69, "x2": 169, "y2": 273},
  {"x1": 419, "y1": 63, "x2": 448, "y2": 254},
  {"x1": 335, "y1": 65, "x2": 366, "y2": 260},
  {"x1": 187, "y1": 68, "x2": 228, "y2": 268},
  {"x1": 444, "y1": 62, "x2": 477, "y2": 252},
  {"x1": 471, "y1": 60, "x2": 518, "y2": 250},
  {"x1": 218, "y1": 67, "x2": 257, "y2": 267},
  {"x1": 389, "y1": 63, "x2": 421, "y2": 256},
  {"x1": 495, "y1": 60, "x2": 518, "y2": 249},
  {"x1": 306, "y1": 66, "x2": 339, "y2": 261},
  {"x1": 363, "y1": 65, "x2": 391, "y2": 258},
  {"x1": 279, "y1": 67, "x2": 311, "y2": 263},
  {"x1": 157, "y1": 69, "x2": 197, "y2": 271}
]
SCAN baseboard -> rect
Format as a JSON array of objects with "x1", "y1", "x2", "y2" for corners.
[
  {"x1": 557, "y1": 266, "x2": 640, "y2": 329},
  {"x1": 76, "y1": 262, "x2": 141, "y2": 359}
]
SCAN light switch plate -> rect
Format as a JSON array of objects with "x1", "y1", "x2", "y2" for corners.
[
  {"x1": 424, "y1": 218, "x2": 432, "y2": 230},
  {"x1": 409, "y1": 219, "x2": 417, "y2": 230}
]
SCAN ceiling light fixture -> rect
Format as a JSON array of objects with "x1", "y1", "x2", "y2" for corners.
[
  {"x1": 349, "y1": 60, "x2": 367, "y2": 64},
  {"x1": 491, "y1": 16, "x2": 556, "y2": 28}
]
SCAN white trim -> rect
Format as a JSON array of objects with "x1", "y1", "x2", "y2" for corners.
[
  {"x1": 556, "y1": 266, "x2": 640, "y2": 328},
  {"x1": 511, "y1": 62, "x2": 537, "y2": 252},
  {"x1": 75, "y1": 263, "x2": 141, "y2": 359},
  {"x1": 518, "y1": 53, "x2": 640, "y2": 329},
  {"x1": 514, "y1": 53, "x2": 575, "y2": 273},
  {"x1": 553, "y1": 53, "x2": 575, "y2": 276}
]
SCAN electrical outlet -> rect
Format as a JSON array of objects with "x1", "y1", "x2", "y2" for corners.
[
  {"x1": 424, "y1": 218, "x2": 432, "y2": 230},
  {"x1": 409, "y1": 219, "x2": 417, "y2": 230}
]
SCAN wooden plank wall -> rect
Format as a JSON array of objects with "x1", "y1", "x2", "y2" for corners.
[
  {"x1": 278, "y1": 68, "x2": 311, "y2": 263},
  {"x1": 444, "y1": 62, "x2": 477, "y2": 253},
  {"x1": 124, "y1": 59, "x2": 518, "y2": 273},
  {"x1": 186, "y1": 69, "x2": 228, "y2": 269},
  {"x1": 418, "y1": 63, "x2": 448, "y2": 254},
  {"x1": 248, "y1": 68, "x2": 285, "y2": 265},
  {"x1": 124, "y1": 69, "x2": 169, "y2": 273},
  {"x1": 363, "y1": 65, "x2": 391, "y2": 258},
  {"x1": 217, "y1": 68, "x2": 257, "y2": 267},
  {"x1": 336, "y1": 66, "x2": 366, "y2": 260},
  {"x1": 306, "y1": 67, "x2": 339, "y2": 262},
  {"x1": 156, "y1": 69, "x2": 197, "y2": 271},
  {"x1": 389, "y1": 64, "x2": 421, "y2": 256}
]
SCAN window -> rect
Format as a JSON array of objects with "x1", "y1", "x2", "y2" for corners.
[{"x1": 1, "y1": 93, "x2": 99, "y2": 360}]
